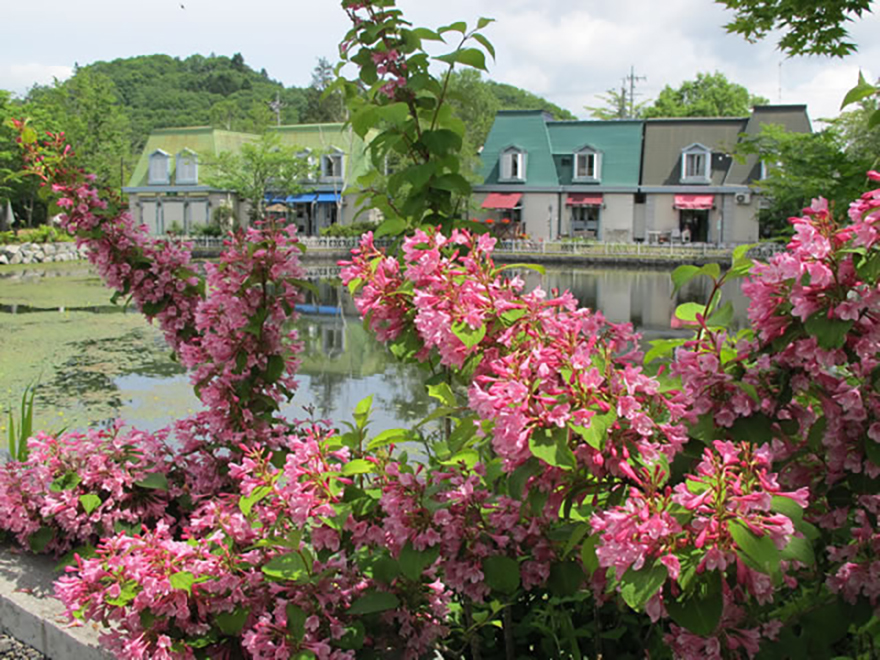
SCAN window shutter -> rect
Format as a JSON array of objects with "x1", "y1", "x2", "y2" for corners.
[{"x1": 501, "y1": 153, "x2": 512, "y2": 180}]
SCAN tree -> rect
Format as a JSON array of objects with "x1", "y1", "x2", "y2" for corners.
[
  {"x1": 301, "y1": 57, "x2": 346, "y2": 124},
  {"x1": 25, "y1": 69, "x2": 132, "y2": 190},
  {"x1": 717, "y1": 0, "x2": 873, "y2": 57},
  {"x1": 643, "y1": 71, "x2": 769, "y2": 118},
  {"x1": 202, "y1": 131, "x2": 314, "y2": 223},
  {"x1": 585, "y1": 86, "x2": 648, "y2": 120},
  {"x1": 737, "y1": 123, "x2": 870, "y2": 236}
]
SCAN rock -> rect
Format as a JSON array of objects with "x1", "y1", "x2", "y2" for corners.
[
  {"x1": 10, "y1": 253, "x2": 22, "y2": 265},
  {"x1": 4, "y1": 244, "x2": 21, "y2": 256},
  {"x1": 42, "y1": 244, "x2": 56, "y2": 256},
  {"x1": 0, "y1": 255, "x2": 7, "y2": 265}
]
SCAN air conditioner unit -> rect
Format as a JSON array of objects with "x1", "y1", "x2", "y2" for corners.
[{"x1": 735, "y1": 192, "x2": 751, "y2": 205}]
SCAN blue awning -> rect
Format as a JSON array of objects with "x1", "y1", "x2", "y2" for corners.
[
  {"x1": 286, "y1": 193, "x2": 317, "y2": 204},
  {"x1": 315, "y1": 192, "x2": 340, "y2": 204}
]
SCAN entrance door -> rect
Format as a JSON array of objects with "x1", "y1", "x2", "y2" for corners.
[
  {"x1": 571, "y1": 205, "x2": 600, "y2": 239},
  {"x1": 680, "y1": 209, "x2": 709, "y2": 242}
]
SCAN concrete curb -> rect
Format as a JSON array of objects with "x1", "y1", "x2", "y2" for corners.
[{"x1": 0, "y1": 548, "x2": 111, "y2": 660}]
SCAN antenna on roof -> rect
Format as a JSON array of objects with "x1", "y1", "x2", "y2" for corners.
[
  {"x1": 625, "y1": 65, "x2": 647, "y2": 119},
  {"x1": 778, "y1": 62, "x2": 783, "y2": 103}
]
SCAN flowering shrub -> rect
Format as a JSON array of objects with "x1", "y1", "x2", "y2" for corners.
[{"x1": 3, "y1": 2, "x2": 880, "y2": 658}]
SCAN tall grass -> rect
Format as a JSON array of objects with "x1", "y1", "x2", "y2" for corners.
[{"x1": 6, "y1": 385, "x2": 36, "y2": 462}]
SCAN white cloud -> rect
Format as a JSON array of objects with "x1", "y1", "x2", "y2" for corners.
[
  {"x1": 1, "y1": 0, "x2": 878, "y2": 124},
  {"x1": 0, "y1": 64, "x2": 74, "y2": 96}
]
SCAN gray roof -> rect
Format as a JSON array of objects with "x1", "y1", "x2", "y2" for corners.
[
  {"x1": 640, "y1": 118, "x2": 746, "y2": 186},
  {"x1": 725, "y1": 105, "x2": 811, "y2": 184}
]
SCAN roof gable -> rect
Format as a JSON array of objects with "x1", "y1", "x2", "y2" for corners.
[{"x1": 480, "y1": 111, "x2": 556, "y2": 186}]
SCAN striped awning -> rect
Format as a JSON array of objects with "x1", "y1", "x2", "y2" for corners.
[
  {"x1": 674, "y1": 194, "x2": 714, "y2": 210},
  {"x1": 481, "y1": 192, "x2": 522, "y2": 209},
  {"x1": 566, "y1": 193, "x2": 603, "y2": 206}
]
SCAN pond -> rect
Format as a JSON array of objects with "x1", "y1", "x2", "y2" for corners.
[{"x1": 0, "y1": 261, "x2": 749, "y2": 436}]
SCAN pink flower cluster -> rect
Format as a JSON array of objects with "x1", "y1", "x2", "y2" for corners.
[{"x1": 0, "y1": 424, "x2": 174, "y2": 554}]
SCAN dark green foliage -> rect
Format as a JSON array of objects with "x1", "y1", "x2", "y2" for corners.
[
  {"x1": 643, "y1": 71, "x2": 769, "y2": 118},
  {"x1": 717, "y1": 0, "x2": 873, "y2": 57}
]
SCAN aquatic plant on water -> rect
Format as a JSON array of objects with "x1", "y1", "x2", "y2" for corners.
[{"x1": 0, "y1": 2, "x2": 879, "y2": 658}]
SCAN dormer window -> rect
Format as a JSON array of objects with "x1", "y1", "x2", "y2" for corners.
[
  {"x1": 321, "y1": 148, "x2": 344, "y2": 181},
  {"x1": 500, "y1": 147, "x2": 526, "y2": 182},
  {"x1": 175, "y1": 149, "x2": 198, "y2": 185},
  {"x1": 681, "y1": 143, "x2": 711, "y2": 184},
  {"x1": 148, "y1": 150, "x2": 170, "y2": 185},
  {"x1": 573, "y1": 146, "x2": 601, "y2": 182}
]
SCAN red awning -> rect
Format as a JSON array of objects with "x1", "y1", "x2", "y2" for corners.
[
  {"x1": 674, "y1": 194, "x2": 714, "y2": 210},
  {"x1": 481, "y1": 192, "x2": 522, "y2": 210},
  {"x1": 566, "y1": 193, "x2": 603, "y2": 206}
]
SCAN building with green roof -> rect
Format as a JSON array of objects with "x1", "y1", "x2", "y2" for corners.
[
  {"x1": 124, "y1": 123, "x2": 372, "y2": 236},
  {"x1": 476, "y1": 105, "x2": 811, "y2": 244},
  {"x1": 476, "y1": 110, "x2": 644, "y2": 241}
]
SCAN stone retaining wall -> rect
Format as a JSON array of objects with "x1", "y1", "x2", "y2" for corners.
[{"x1": 0, "y1": 243, "x2": 87, "y2": 266}]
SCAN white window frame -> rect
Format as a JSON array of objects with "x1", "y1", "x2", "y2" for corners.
[
  {"x1": 321, "y1": 148, "x2": 345, "y2": 182},
  {"x1": 573, "y1": 146, "x2": 601, "y2": 183},
  {"x1": 500, "y1": 147, "x2": 526, "y2": 182},
  {"x1": 175, "y1": 149, "x2": 198, "y2": 185},
  {"x1": 297, "y1": 148, "x2": 317, "y2": 182},
  {"x1": 148, "y1": 149, "x2": 170, "y2": 185},
  {"x1": 680, "y1": 143, "x2": 711, "y2": 184}
]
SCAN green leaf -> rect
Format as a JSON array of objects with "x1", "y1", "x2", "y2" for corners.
[
  {"x1": 482, "y1": 555, "x2": 520, "y2": 594},
  {"x1": 500, "y1": 308, "x2": 527, "y2": 325},
  {"x1": 346, "y1": 277, "x2": 363, "y2": 295},
  {"x1": 671, "y1": 265, "x2": 700, "y2": 295},
  {"x1": 50, "y1": 472, "x2": 82, "y2": 492},
  {"x1": 348, "y1": 591, "x2": 400, "y2": 615},
  {"x1": 170, "y1": 571, "x2": 196, "y2": 595},
  {"x1": 730, "y1": 412, "x2": 774, "y2": 444},
  {"x1": 496, "y1": 262, "x2": 546, "y2": 275},
  {"x1": 435, "y1": 47, "x2": 487, "y2": 71},
  {"x1": 431, "y1": 173, "x2": 471, "y2": 195},
  {"x1": 28, "y1": 526, "x2": 55, "y2": 554},
  {"x1": 451, "y1": 320, "x2": 486, "y2": 349},
  {"x1": 286, "y1": 603, "x2": 307, "y2": 641},
  {"x1": 262, "y1": 552, "x2": 308, "y2": 582},
  {"x1": 372, "y1": 556, "x2": 400, "y2": 585},
  {"x1": 665, "y1": 571, "x2": 723, "y2": 636},
  {"x1": 869, "y1": 107, "x2": 880, "y2": 130},
  {"x1": 135, "y1": 472, "x2": 169, "y2": 491},
  {"x1": 580, "y1": 535, "x2": 600, "y2": 577},
  {"x1": 706, "y1": 301, "x2": 734, "y2": 328},
  {"x1": 336, "y1": 620, "x2": 366, "y2": 650},
  {"x1": 439, "y1": 448, "x2": 479, "y2": 469},
  {"x1": 105, "y1": 580, "x2": 139, "y2": 607},
  {"x1": 471, "y1": 32, "x2": 496, "y2": 60},
  {"x1": 342, "y1": 459, "x2": 375, "y2": 476},
  {"x1": 673, "y1": 302, "x2": 706, "y2": 324},
  {"x1": 375, "y1": 217, "x2": 407, "y2": 238},
  {"x1": 841, "y1": 76, "x2": 878, "y2": 109},
  {"x1": 508, "y1": 458, "x2": 539, "y2": 499},
  {"x1": 215, "y1": 607, "x2": 249, "y2": 636},
  {"x1": 438, "y1": 21, "x2": 468, "y2": 34},
  {"x1": 571, "y1": 410, "x2": 617, "y2": 450},
  {"x1": 548, "y1": 560, "x2": 586, "y2": 597},
  {"x1": 367, "y1": 428, "x2": 411, "y2": 451},
  {"x1": 476, "y1": 16, "x2": 494, "y2": 29},
  {"x1": 264, "y1": 355, "x2": 285, "y2": 383},
  {"x1": 239, "y1": 485, "x2": 272, "y2": 516},
  {"x1": 399, "y1": 542, "x2": 441, "y2": 581},
  {"x1": 770, "y1": 496, "x2": 804, "y2": 525},
  {"x1": 729, "y1": 520, "x2": 781, "y2": 578},
  {"x1": 855, "y1": 250, "x2": 880, "y2": 282},
  {"x1": 353, "y1": 395, "x2": 373, "y2": 429},
  {"x1": 529, "y1": 426, "x2": 576, "y2": 470},
  {"x1": 292, "y1": 652, "x2": 316, "y2": 660},
  {"x1": 781, "y1": 536, "x2": 815, "y2": 565},
  {"x1": 427, "y1": 381, "x2": 456, "y2": 406},
  {"x1": 865, "y1": 437, "x2": 880, "y2": 466},
  {"x1": 79, "y1": 493, "x2": 101, "y2": 515},
  {"x1": 620, "y1": 563, "x2": 668, "y2": 611},
  {"x1": 411, "y1": 27, "x2": 444, "y2": 42},
  {"x1": 804, "y1": 311, "x2": 853, "y2": 350},
  {"x1": 644, "y1": 338, "x2": 687, "y2": 364}
]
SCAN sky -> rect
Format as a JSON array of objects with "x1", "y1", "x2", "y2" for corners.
[{"x1": 1, "y1": 0, "x2": 878, "y2": 126}]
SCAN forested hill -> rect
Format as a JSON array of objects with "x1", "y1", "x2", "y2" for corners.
[{"x1": 82, "y1": 53, "x2": 575, "y2": 150}]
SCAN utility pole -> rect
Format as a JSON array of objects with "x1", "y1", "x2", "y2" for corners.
[
  {"x1": 625, "y1": 65, "x2": 647, "y2": 119},
  {"x1": 268, "y1": 91, "x2": 285, "y2": 127}
]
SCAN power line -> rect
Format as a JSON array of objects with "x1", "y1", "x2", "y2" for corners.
[{"x1": 625, "y1": 65, "x2": 647, "y2": 118}]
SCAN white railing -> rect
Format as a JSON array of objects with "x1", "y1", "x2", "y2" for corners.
[{"x1": 185, "y1": 235, "x2": 787, "y2": 261}]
